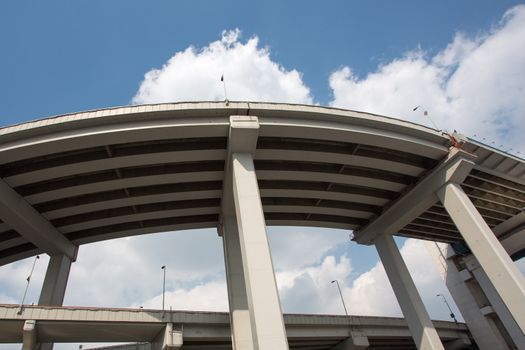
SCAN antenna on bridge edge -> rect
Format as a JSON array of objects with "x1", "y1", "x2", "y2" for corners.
[{"x1": 221, "y1": 74, "x2": 229, "y2": 106}]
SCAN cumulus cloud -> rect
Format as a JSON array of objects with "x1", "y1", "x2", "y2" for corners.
[
  {"x1": 133, "y1": 29, "x2": 313, "y2": 105},
  {"x1": 267, "y1": 227, "x2": 349, "y2": 270},
  {"x1": 330, "y1": 5, "x2": 525, "y2": 153},
  {"x1": 0, "y1": 255, "x2": 49, "y2": 306},
  {"x1": 273, "y1": 239, "x2": 462, "y2": 320},
  {"x1": 343, "y1": 239, "x2": 461, "y2": 319},
  {"x1": 277, "y1": 255, "x2": 352, "y2": 314},
  {"x1": 62, "y1": 229, "x2": 225, "y2": 308}
]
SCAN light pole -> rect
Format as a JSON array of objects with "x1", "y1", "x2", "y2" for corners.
[
  {"x1": 437, "y1": 293, "x2": 458, "y2": 324},
  {"x1": 331, "y1": 280, "x2": 348, "y2": 316},
  {"x1": 18, "y1": 255, "x2": 40, "y2": 314},
  {"x1": 161, "y1": 265, "x2": 166, "y2": 312},
  {"x1": 413, "y1": 105, "x2": 440, "y2": 131}
]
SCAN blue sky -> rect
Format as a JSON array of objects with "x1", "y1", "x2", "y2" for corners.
[
  {"x1": 1, "y1": 1, "x2": 525, "y2": 348},
  {"x1": 0, "y1": 0, "x2": 522, "y2": 123}
]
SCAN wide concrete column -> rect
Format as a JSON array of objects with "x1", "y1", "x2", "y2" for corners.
[
  {"x1": 230, "y1": 151, "x2": 289, "y2": 350},
  {"x1": 437, "y1": 182, "x2": 525, "y2": 334},
  {"x1": 222, "y1": 215, "x2": 255, "y2": 350},
  {"x1": 374, "y1": 233, "x2": 444, "y2": 350},
  {"x1": 38, "y1": 254, "x2": 72, "y2": 306}
]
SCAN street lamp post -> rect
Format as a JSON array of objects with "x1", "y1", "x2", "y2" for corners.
[
  {"x1": 18, "y1": 255, "x2": 40, "y2": 314},
  {"x1": 331, "y1": 280, "x2": 348, "y2": 316},
  {"x1": 161, "y1": 265, "x2": 166, "y2": 312},
  {"x1": 437, "y1": 293, "x2": 458, "y2": 324}
]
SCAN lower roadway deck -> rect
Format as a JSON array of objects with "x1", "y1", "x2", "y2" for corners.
[{"x1": 0, "y1": 304, "x2": 474, "y2": 350}]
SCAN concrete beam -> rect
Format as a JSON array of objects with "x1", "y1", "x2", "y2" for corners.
[
  {"x1": 437, "y1": 182, "x2": 525, "y2": 334},
  {"x1": 374, "y1": 233, "x2": 444, "y2": 350},
  {"x1": 0, "y1": 304, "x2": 472, "y2": 346},
  {"x1": 219, "y1": 115, "x2": 259, "y2": 218},
  {"x1": 0, "y1": 178, "x2": 77, "y2": 260},
  {"x1": 22, "y1": 320, "x2": 37, "y2": 350},
  {"x1": 85, "y1": 343, "x2": 150, "y2": 350},
  {"x1": 444, "y1": 337, "x2": 472, "y2": 350},
  {"x1": 330, "y1": 332, "x2": 369, "y2": 350},
  {"x1": 151, "y1": 323, "x2": 182, "y2": 350},
  {"x1": 354, "y1": 150, "x2": 475, "y2": 245},
  {"x1": 39, "y1": 254, "x2": 72, "y2": 306}
]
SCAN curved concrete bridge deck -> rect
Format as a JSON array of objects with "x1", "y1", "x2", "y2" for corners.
[
  {"x1": 0, "y1": 102, "x2": 523, "y2": 349},
  {"x1": 0, "y1": 102, "x2": 523, "y2": 264}
]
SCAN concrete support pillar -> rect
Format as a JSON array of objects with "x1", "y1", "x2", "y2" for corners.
[
  {"x1": 230, "y1": 152, "x2": 289, "y2": 350},
  {"x1": 22, "y1": 320, "x2": 37, "y2": 350},
  {"x1": 222, "y1": 216, "x2": 255, "y2": 350},
  {"x1": 36, "y1": 254, "x2": 72, "y2": 350},
  {"x1": 331, "y1": 334, "x2": 369, "y2": 350},
  {"x1": 151, "y1": 323, "x2": 183, "y2": 350},
  {"x1": 437, "y1": 182, "x2": 525, "y2": 333},
  {"x1": 374, "y1": 233, "x2": 444, "y2": 350},
  {"x1": 38, "y1": 254, "x2": 72, "y2": 306}
]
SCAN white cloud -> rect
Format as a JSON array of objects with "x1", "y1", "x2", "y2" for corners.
[
  {"x1": 133, "y1": 29, "x2": 313, "y2": 105},
  {"x1": 138, "y1": 280, "x2": 228, "y2": 312},
  {"x1": 0, "y1": 293, "x2": 17, "y2": 305},
  {"x1": 63, "y1": 229, "x2": 225, "y2": 308},
  {"x1": 276, "y1": 255, "x2": 352, "y2": 314},
  {"x1": 516, "y1": 257, "x2": 525, "y2": 275},
  {"x1": 330, "y1": 5, "x2": 525, "y2": 153},
  {"x1": 352, "y1": 238, "x2": 462, "y2": 321},
  {"x1": 0, "y1": 255, "x2": 49, "y2": 306},
  {"x1": 272, "y1": 239, "x2": 463, "y2": 321},
  {"x1": 268, "y1": 227, "x2": 349, "y2": 270}
]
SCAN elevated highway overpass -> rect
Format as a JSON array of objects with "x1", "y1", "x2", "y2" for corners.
[
  {"x1": 0, "y1": 102, "x2": 523, "y2": 349},
  {"x1": 0, "y1": 304, "x2": 473, "y2": 350}
]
